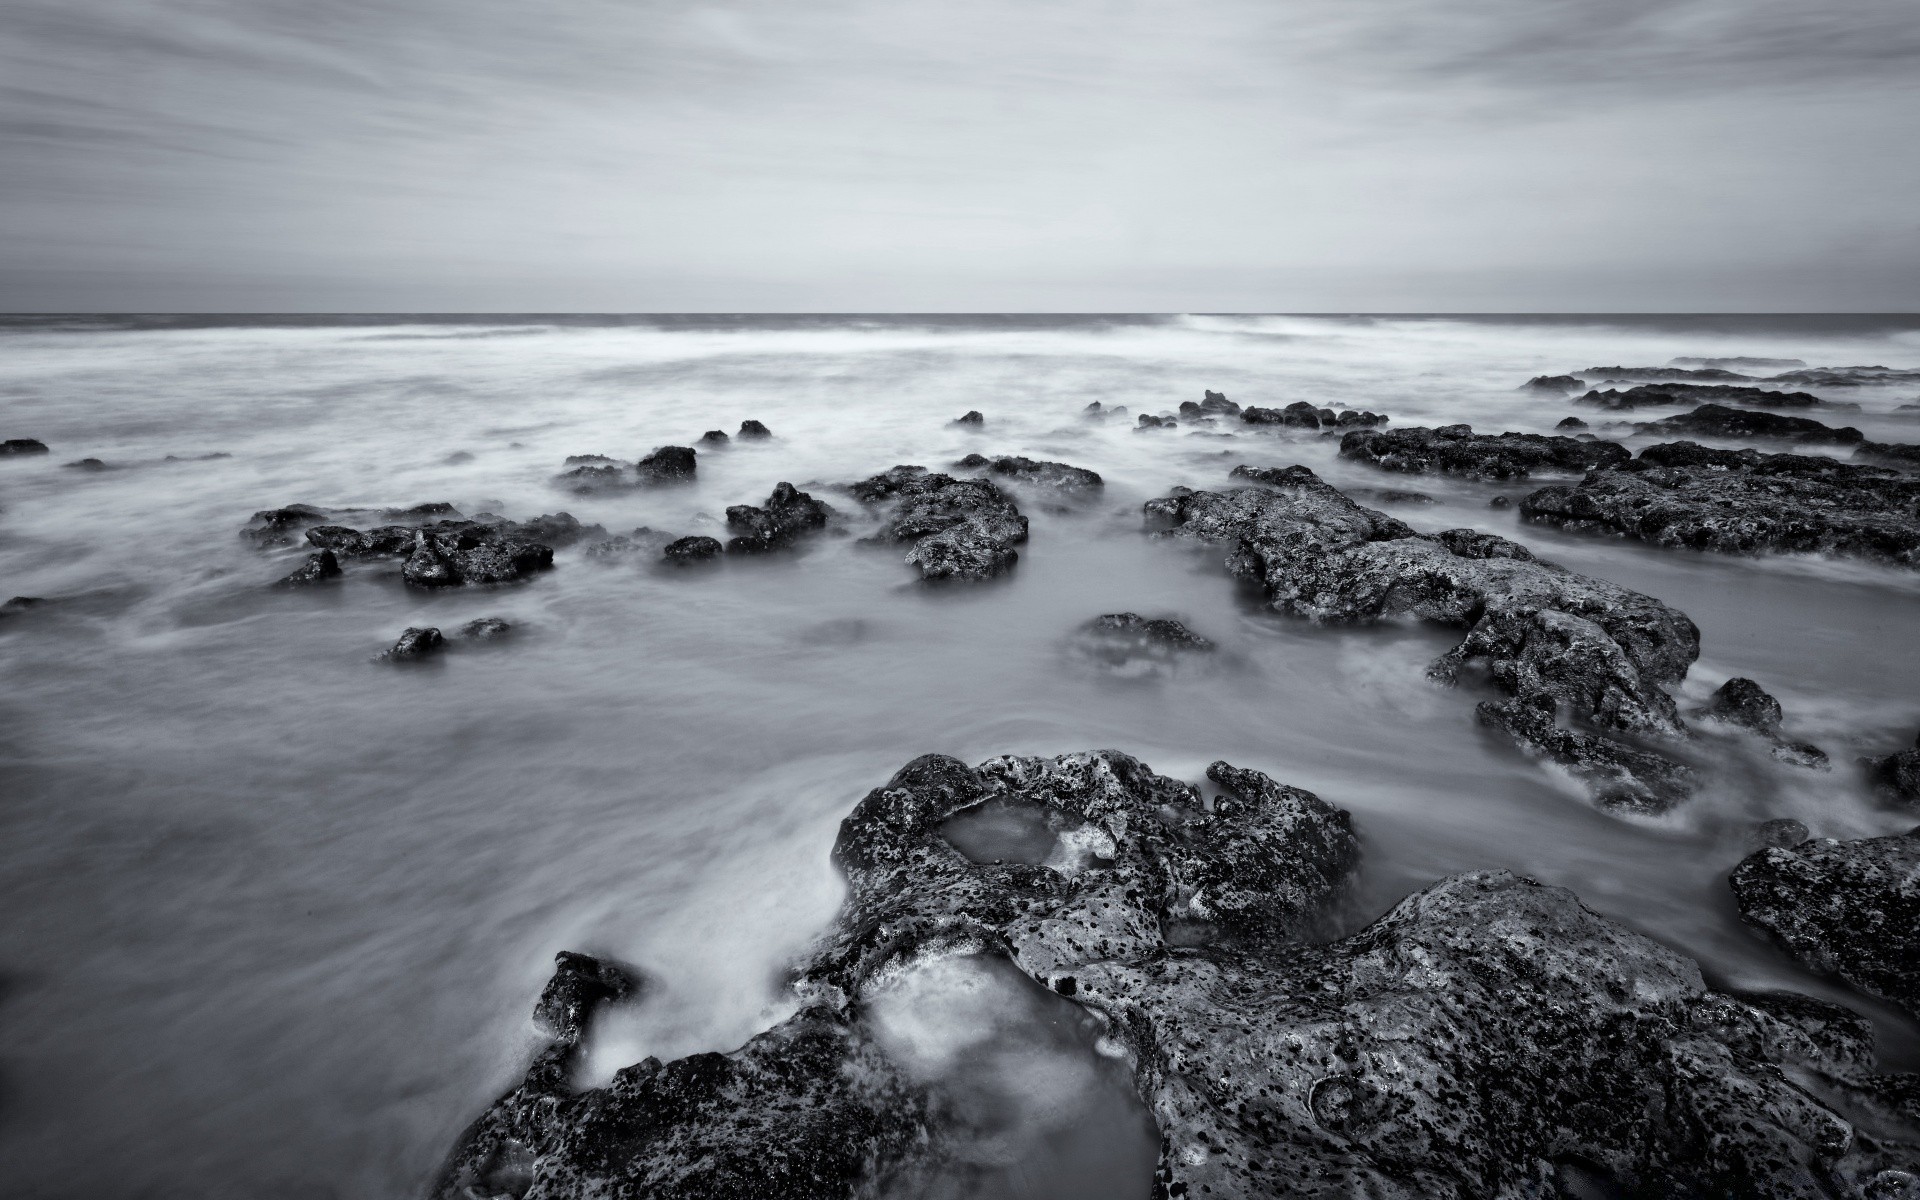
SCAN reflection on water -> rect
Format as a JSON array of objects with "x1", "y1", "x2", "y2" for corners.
[{"x1": 1, "y1": 314, "x2": 1918, "y2": 1198}]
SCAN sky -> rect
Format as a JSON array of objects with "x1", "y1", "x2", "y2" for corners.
[{"x1": 2, "y1": 0, "x2": 1918, "y2": 311}]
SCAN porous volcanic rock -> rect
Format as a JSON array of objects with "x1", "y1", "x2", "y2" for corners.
[
  {"x1": 847, "y1": 465, "x2": 1028, "y2": 580},
  {"x1": 1634, "y1": 404, "x2": 1864, "y2": 446},
  {"x1": 954, "y1": 453, "x2": 1103, "y2": 490},
  {"x1": 1148, "y1": 465, "x2": 1700, "y2": 810},
  {"x1": 381, "y1": 626, "x2": 444, "y2": 660},
  {"x1": 662, "y1": 535, "x2": 723, "y2": 562},
  {"x1": 1860, "y1": 729, "x2": 1920, "y2": 809},
  {"x1": 1518, "y1": 442, "x2": 1920, "y2": 567},
  {"x1": 1577, "y1": 384, "x2": 1835, "y2": 412},
  {"x1": 440, "y1": 751, "x2": 1920, "y2": 1199},
  {"x1": 1692, "y1": 677, "x2": 1829, "y2": 769},
  {"x1": 1244, "y1": 401, "x2": 1388, "y2": 430},
  {"x1": 303, "y1": 516, "x2": 562, "y2": 588},
  {"x1": 636, "y1": 445, "x2": 697, "y2": 481},
  {"x1": 724, "y1": 482, "x2": 834, "y2": 553},
  {"x1": 273, "y1": 549, "x2": 341, "y2": 588},
  {"x1": 1067, "y1": 613, "x2": 1215, "y2": 677},
  {"x1": 1731, "y1": 830, "x2": 1920, "y2": 1020},
  {"x1": 1339, "y1": 424, "x2": 1630, "y2": 481}
]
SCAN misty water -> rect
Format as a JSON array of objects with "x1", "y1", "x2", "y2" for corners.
[{"x1": 3, "y1": 313, "x2": 1919, "y2": 1198}]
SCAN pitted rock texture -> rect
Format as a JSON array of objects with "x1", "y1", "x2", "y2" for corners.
[
  {"x1": 1243, "y1": 401, "x2": 1387, "y2": 430},
  {"x1": 1731, "y1": 831, "x2": 1920, "y2": 1021},
  {"x1": 1576, "y1": 384, "x2": 1834, "y2": 411},
  {"x1": 290, "y1": 512, "x2": 586, "y2": 588},
  {"x1": 1634, "y1": 404, "x2": 1865, "y2": 446},
  {"x1": 1067, "y1": 613, "x2": 1216, "y2": 678},
  {"x1": 662, "y1": 535, "x2": 722, "y2": 562},
  {"x1": 440, "y1": 752, "x2": 1920, "y2": 1199},
  {"x1": 1339, "y1": 424, "x2": 1629, "y2": 481},
  {"x1": 847, "y1": 465, "x2": 1029, "y2": 580},
  {"x1": 955, "y1": 453, "x2": 1103, "y2": 490},
  {"x1": 381, "y1": 626, "x2": 444, "y2": 660},
  {"x1": 1519, "y1": 441, "x2": 1920, "y2": 567},
  {"x1": 724, "y1": 482, "x2": 834, "y2": 553},
  {"x1": 1694, "y1": 677, "x2": 1830, "y2": 769},
  {"x1": 1861, "y1": 730, "x2": 1920, "y2": 809},
  {"x1": 1147, "y1": 465, "x2": 1701, "y2": 810},
  {"x1": 273, "y1": 549, "x2": 341, "y2": 588}
]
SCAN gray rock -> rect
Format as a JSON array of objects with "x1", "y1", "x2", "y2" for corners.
[
  {"x1": 1860, "y1": 730, "x2": 1920, "y2": 809},
  {"x1": 953, "y1": 453, "x2": 1103, "y2": 490},
  {"x1": 1578, "y1": 384, "x2": 1837, "y2": 412},
  {"x1": 1068, "y1": 612, "x2": 1215, "y2": 677},
  {"x1": 662, "y1": 535, "x2": 723, "y2": 562},
  {"x1": 1244, "y1": 401, "x2": 1388, "y2": 430},
  {"x1": 1137, "y1": 413, "x2": 1177, "y2": 429},
  {"x1": 847, "y1": 465, "x2": 1028, "y2": 581},
  {"x1": 1556, "y1": 416, "x2": 1588, "y2": 430},
  {"x1": 1523, "y1": 374, "x2": 1585, "y2": 391},
  {"x1": 1748, "y1": 818, "x2": 1812, "y2": 851},
  {"x1": 1857, "y1": 441, "x2": 1920, "y2": 470},
  {"x1": 636, "y1": 445, "x2": 697, "y2": 481},
  {"x1": 273, "y1": 549, "x2": 341, "y2": 588},
  {"x1": 1, "y1": 438, "x2": 50, "y2": 455},
  {"x1": 458, "y1": 617, "x2": 512, "y2": 640},
  {"x1": 698, "y1": 429, "x2": 730, "y2": 446},
  {"x1": 1340, "y1": 424, "x2": 1630, "y2": 481},
  {"x1": 1634, "y1": 404, "x2": 1864, "y2": 446},
  {"x1": 737, "y1": 419, "x2": 772, "y2": 439},
  {"x1": 951, "y1": 410, "x2": 985, "y2": 427},
  {"x1": 381, "y1": 626, "x2": 444, "y2": 660},
  {"x1": 725, "y1": 482, "x2": 834, "y2": 553},
  {"x1": 1148, "y1": 465, "x2": 1700, "y2": 811}
]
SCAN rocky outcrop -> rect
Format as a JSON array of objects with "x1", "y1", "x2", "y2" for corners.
[
  {"x1": 1556, "y1": 416, "x2": 1588, "y2": 430},
  {"x1": 1857, "y1": 441, "x2": 1920, "y2": 470},
  {"x1": 724, "y1": 482, "x2": 834, "y2": 553},
  {"x1": 1773, "y1": 367, "x2": 1920, "y2": 387},
  {"x1": 1582, "y1": 366, "x2": 1758, "y2": 382},
  {"x1": 1692, "y1": 677, "x2": 1829, "y2": 768},
  {"x1": 239, "y1": 503, "x2": 332, "y2": 547},
  {"x1": 952, "y1": 410, "x2": 985, "y2": 427},
  {"x1": 698, "y1": 429, "x2": 730, "y2": 446},
  {"x1": 1243, "y1": 401, "x2": 1387, "y2": 430},
  {"x1": 1138, "y1": 413, "x2": 1177, "y2": 429},
  {"x1": 1577, "y1": 384, "x2": 1836, "y2": 411},
  {"x1": 1523, "y1": 374, "x2": 1584, "y2": 391},
  {"x1": 737, "y1": 420, "x2": 773, "y2": 439},
  {"x1": 440, "y1": 751, "x2": 1920, "y2": 1199},
  {"x1": 1519, "y1": 442, "x2": 1920, "y2": 567},
  {"x1": 273, "y1": 549, "x2": 341, "y2": 588},
  {"x1": 459, "y1": 617, "x2": 513, "y2": 640},
  {"x1": 2, "y1": 438, "x2": 50, "y2": 455},
  {"x1": 1634, "y1": 404, "x2": 1864, "y2": 446},
  {"x1": 847, "y1": 466, "x2": 1028, "y2": 581},
  {"x1": 1860, "y1": 730, "x2": 1920, "y2": 809},
  {"x1": 954, "y1": 453, "x2": 1103, "y2": 490},
  {"x1": 637, "y1": 445, "x2": 697, "y2": 481},
  {"x1": 555, "y1": 448, "x2": 697, "y2": 490},
  {"x1": 662, "y1": 535, "x2": 723, "y2": 562},
  {"x1": 1067, "y1": 613, "x2": 1215, "y2": 677},
  {"x1": 1339, "y1": 424, "x2": 1630, "y2": 481},
  {"x1": 302, "y1": 515, "x2": 568, "y2": 588},
  {"x1": 381, "y1": 626, "x2": 444, "y2": 660},
  {"x1": 1192, "y1": 389, "x2": 1242, "y2": 415},
  {"x1": 1148, "y1": 465, "x2": 1700, "y2": 810},
  {"x1": 1731, "y1": 830, "x2": 1920, "y2": 1020}
]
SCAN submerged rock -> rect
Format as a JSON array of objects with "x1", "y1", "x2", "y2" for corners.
[
  {"x1": 953, "y1": 453, "x2": 1103, "y2": 490},
  {"x1": 458, "y1": 616, "x2": 513, "y2": 640},
  {"x1": 737, "y1": 419, "x2": 772, "y2": 439},
  {"x1": 441, "y1": 750, "x2": 1920, "y2": 1199},
  {"x1": 1148, "y1": 465, "x2": 1701, "y2": 810},
  {"x1": 1860, "y1": 730, "x2": 1920, "y2": 809},
  {"x1": 662, "y1": 535, "x2": 723, "y2": 562},
  {"x1": 1581, "y1": 365, "x2": 1758, "y2": 382},
  {"x1": 698, "y1": 429, "x2": 730, "y2": 446},
  {"x1": 1731, "y1": 830, "x2": 1920, "y2": 1020},
  {"x1": 951, "y1": 410, "x2": 985, "y2": 427},
  {"x1": 1672, "y1": 356, "x2": 1806, "y2": 370},
  {"x1": 2, "y1": 438, "x2": 50, "y2": 455},
  {"x1": 299, "y1": 516, "x2": 559, "y2": 588},
  {"x1": 1692, "y1": 677, "x2": 1828, "y2": 768},
  {"x1": 847, "y1": 465, "x2": 1028, "y2": 581},
  {"x1": 1519, "y1": 441, "x2": 1920, "y2": 567},
  {"x1": 1634, "y1": 404, "x2": 1865, "y2": 446},
  {"x1": 273, "y1": 549, "x2": 342, "y2": 588},
  {"x1": 1748, "y1": 817, "x2": 1812, "y2": 851},
  {"x1": 1137, "y1": 413, "x2": 1177, "y2": 429},
  {"x1": 64, "y1": 457, "x2": 110, "y2": 471},
  {"x1": 1523, "y1": 374, "x2": 1585, "y2": 391},
  {"x1": 1244, "y1": 401, "x2": 1387, "y2": 430},
  {"x1": 239, "y1": 503, "x2": 331, "y2": 547},
  {"x1": 1340, "y1": 424, "x2": 1630, "y2": 481},
  {"x1": 1068, "y1": 613, "x2": 1215, "y2": 677},
  {"x1": 724, "y1": 482, "x2": 834, "y2": 553},
  {"x1": 1556, "y1": 416, "x2": 1588, "y2": 430},
  {"x1": 1857, "y1": 441, "x2": 1920, "y2": 469},
  {"x1": 1577, "y1": 384, "x2": 1835, "y2": 412},
  {"x1": 381, "y1": 626, "x2": 444, "y2": 660}
]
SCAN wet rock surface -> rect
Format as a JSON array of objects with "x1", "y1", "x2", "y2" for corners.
[
  {"x1": 847, "y1": 466, "x2": 1029, "y2": 581},
  {"x1": 1693, "y1": 677, "x2": 1829, "y2": 769},
  {"x1": 1634, "y1": 404, "x2": 1865, "y2": 446},
  {"x1": 273, "y1": 549, "x2": 342, "y2": 588},
  {"x1": 1067, "y1": 613, "x2": 1215, "y2": 678},
  {"x1": 1148, "y1": 465, "x2": 1701, "y2": 810},
  {"x1": 1860, "y1": 730, "x2": 1920, "y2": 809},
  {"x1": 458, "y1": 617, "x2": 513, "y2": 640},
  {"x1": 953, "y1": 453, "x2": 1103, "y2": 490},
  {"x1": 381, "y1": 626, "x2": 445, "y2": 661},
  {"x1": 636, "y1": 445, "x2": 697, "y2": 481},
  {"x1": 724, "y1": 482, "x2": 834, "y2": 553},
  {"x1": 662, "y1": 535, "x2": 722, "y2": 562},
  {"x1": 1243, "y1": 401, "x2": 1388, "y2": 430},
  {"x1": 1519, "y1": 441, "x2": 1920, "y2": 567},
  {"x1": 2, "y1": 437, "x2": 51, "y2": 455},
  {"x1": 1339, "y1": 424, "x2": 1630, "y2": 481},
  {"x1": 441, "y1": 751, "x2": 1920, "y2": 1199},
  {"x1": 1731, "y1": 830, "x2": 1920, "y2": 1021}
]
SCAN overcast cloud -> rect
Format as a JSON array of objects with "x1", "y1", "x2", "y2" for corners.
[{"x1": 2, "y1": 0, "x2": 1917, "y2": 310}]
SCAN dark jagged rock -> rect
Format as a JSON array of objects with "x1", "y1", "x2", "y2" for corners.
[
  {"x1": 737, "y1": 419, "x2": 772, "y2": 439},
  {"x1": 1198, "y1": 389, "x2": 1241, "y2": 415},
  {"x1": 1340, "y1": 424, "x2": 1630, "y2": 481},
  {"x1": 273, "y1": 549, "x2": 341, "y2": 588},
  {"x1": 306, "y1": 524, "x2": 418, "y2": 558},
  {"x1": 1489, "y1": 494, "x2": 1513, "y2": 508},
  {"x1": 442, "y1": 750, "x2": 1920, "y2": 1199},
  {"x1": 458, "y1": 617, "x2": 512, "y2": 640},
  {"x1": 532, "y1": 952, "x2": 636, "y2": 1045},
  {"x1": 1732, "y1": 830, "x2": 1920, "y2": 1020},
  {"x1": 847, "y1": 466, "x2": 1028, "y2": 581},
  {"x1": 724, "y1": 482, "x2": 833, "y2": 553},
  {"x1": 564, "y1": 454, "x2": 620, "y2": 465},
  {"x1": 1068, "y1": 613, "x2": 1215, "y2": 677},
  {"x1": 951, "y1": 410, "x2": 985, "y2": 427},
  {"x1": 381, "y1": 626, "x2": 444, "y2": 661},
  {"x1": 1244, "y1": 401, "x2": 1388, "y2": 430},
  {"x1": 1857, "y1": 441, "x2": 1920, "y2": 469},
  {"x1": 64, "y1": 457, "x2": 110, "y2": 471},
  {"x1": 1083, "y1": 401, "x2": 1128, "y2": 419},
  {"x1": 1150, "y1": 465, "x2": 1700, "y2": 810},
  {"x1": 698, "y1": 429, "x2": 730, "y2": 446},
  {"x1": 2, "y1": 438, "x2": 50, "y2": 455},
  {"x1": 953, "y1": 453, "x2": 1103, "y2": 490},
  {"x1": 1581, "y1": 365, "x2": 1757, "y2": 382},
  {"x1": 1672, "y1": 356, "x2": 1806, "y2": 370},
  {"x1": 1519, "y1": 441, "x2": 1920, "y2": 567},
  {"x1": 295, "y1": 514, "x2": 564, "y2": 587},
  {"x1": 636, "y1": 445, "x2": 697, "y2": 481},
  {"x1": 1692, "y1": 677, "x2": 1828, "y2": 769},
  {"x1": 1137, "y1": 413, "x2": 1177, "y2": 429},
  {"x1": 1556, "y1": 416, "x2": 1588, "y2": 429},
  {"x1": 1860, "y1": 730, "x2": 1920, "y2": 809},
  {"x1": 1523, "y1": 374, "x2": 1584, "y2": 391},
  {"x1": 555, "y1": 463, "x2": 629, "y2": 493},
  {"x1": 1635, "y1": 404, "x2": 1864, "y2": 446},
  {"x1": 487, "y1": 512, "x2": 599, "y2": 549},
  {"x1": 1577, "y1": 384, "x2": 1836, "y2": 412},
  {"x1": 240, "y1": 503, "x2": 330, "y2": 547},
  {"x1": 662, "y1": 535, "x2": 723, "y2": 562}
]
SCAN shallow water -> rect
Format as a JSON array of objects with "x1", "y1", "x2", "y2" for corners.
[{"x1": 2, "y1": 313, "x2": 1919, "y2": 1198}]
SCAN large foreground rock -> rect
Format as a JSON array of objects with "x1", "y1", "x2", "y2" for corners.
[
  {"x1": 439, "y1": 751, "x2": 1920, "y2": 1199},
  {"x1": 1519, "y1": 442, "x2": 1920, "y2": 567},
  {"x1": 1148, "y1": 465, "x2": 1700, "y2": 810},
  {"x1": 847, "y1": 465, "x2": 1029, "y2": 580},
  {"x1": 1340, "y1": 424, "x2": 1629, "y2": 481},
  {"x1": 1731, "y1": 830, "x2": 1920, "y2": 1021}
]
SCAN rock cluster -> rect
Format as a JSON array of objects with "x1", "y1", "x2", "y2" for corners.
[
  {"x1": 1858, "y1": 441, "x2": 1920, "y2": 469},
  {"x1": 724, "y1": 482, "x2": 835, "y2": 553},
  {"x1": 1731, "y1": 830, "x2": 1920, "y2": 1021},
  {"x1": 1519, "y1": 442, "x2": 1920, "y2": 567},
  {"x1": 954, "y1": 453, "x2": 1103, "y2": 490},
  {"x1": 379, "y1": 617, "x2": 513, "y2": 660},
  {"x1": 1180, "y1": 389, "x2": 1242, "y2": 416},
  {"x1": 1243, "y1": 401, "x2": 1387, "y2": 430},
  {"x1": 1137, "y1": 413, "x2": 1177, "y2": 429},
  {"x1": 1860, "y1": 729, "x2": 1920, "y2": 809},
  {"x1": 847, "y1": 466, "x2": 1029, "y2": 580},
  {"x1": 555, "y1": 446, "x2": 697, "y2": 492},
  {"x1": 1147, "y1": 465, "x2": 1701, "y2": 810},
  {"x1": 1633, "y1": 404, "x2": 1865, "y2": 446},
  {"x1": 1339, "y1": 424, "x2": 1630, "y2": 481},
  {"x1": 299, "y1": 512, "x2": 588, "y2": 588},
  {"x1": 440, "y1": 751, "x2": 1920, "y2": 1199},
  {"x1": 1576, "y1": 384, "x2": 1835, "y2": 411},
  {"x1": 1692, "y1": 677, "x2": 1829, "y2": 768}
]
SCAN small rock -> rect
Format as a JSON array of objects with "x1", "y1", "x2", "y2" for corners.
[
  {"x1": 1489, "y1": 495, "x2": 1513, "y2": 508},
  {"x1": 1698, "y1": 678, "x2": 1785, "y2": 735},
  {"x1": 1, "y1": 596, "x2": 47, "y2": 617},
  {"x1": 1137, "y1": 413, "x2": 1177, "y2": 429},
  {"x1": 699, "y1": 430, "x2": 730, "y2": 446},
  {"x1": 382, "y1": 626, "x2": 445, "y2": 661},
  {"x1": 1556, "y1": 417, "x2": 1588, "y2": 430},
  {"x1": 459, "y1": 617, "x2": 512, "y2": 640},
  {"x1": 1861, "y1": 729, "x2": 1920, "y2": 809},
  {"x1": 274, "y1": 549, "x2": 342, "y2": 588},
  {"x1": 533, "y1": 951, "x2": 637, "y2": 1045},
  {"x1": 737, "y1": 420, "x2": 772, "y2": 439},
  {"x1": 241, "y1": 503, "x2": 331, "y2": 547},
  {"x1": 444, "y1": 451, "x2": 476, "y2": 464},
  {"x1": 1634, "y1": 404, "x2": 1863, "y2": 446},
  {"x1": 1524, "y1": 375, "x2": 1585, "y2": 392},
  {"x1": 636, "y1": 445, "x2": 697, "y2": 481},
  {"x1": 953, "y1": 454, "x2": 1102, "y2": 490},
  {"x1": 63, "y1": 457, "x2": 110, "y2": 471},
  {"x1": 726, "y1": 483, "x2": 834, "y2": 553},
  {"x1": 2, "y1": 438, "x2": 50, "y2": 455},
  {"x1": 952, "y1": 410, "x2": 985, "y2": 427},
  {"x1": 1070, "y1": 613, "x2": 1217, "y2": 678},
  {"x1": 663, "y1": 535, "x2": 723, "y2": 562},
  {"x1": 1198, "y1": 390, "x2": 1241, "y2": 416}
]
